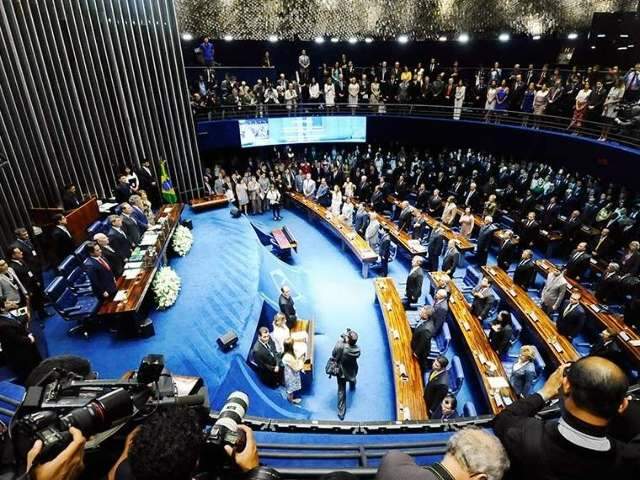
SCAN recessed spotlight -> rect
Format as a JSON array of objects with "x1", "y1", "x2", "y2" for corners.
[
  {"x1": 617, "y1": 46, "x2": 628, "y2": 50},
  {"x1": 330, "y1": 37, "x2": 339, "y2": 43},
  {"x1": 267, "y1": 35, "x2": 278, "y2": 43},
  {"x1": 591, "y1": 45, "x2": 596, "y2": 49},
  {"x1": 438, "y1": 35, "x2": 447, "y2": 42},
  {"x1": 348, "y1": 37, "x2": 357, "y2": 44},
  {"x1": 498, "y1": 33, "x2": 510, "y2": 42},
  {"x1": 181, "y1": 33, "x2": 193, "y2": 41},
  {"x1": 223, "y1": 35, "x2": 233, "y2": 41},
  {"x1": 397, "y1": 35, "x2": 409, "y2": 44},
  {"x1": 314, "y1": 36, "x2": 325, "y2": 44},
  {"x1": 567, "y1": 33, "x2": 578, "y2": 40},
  {"x1": 532, "y1": 35, "x2": 541, "y2": 40},
  {"x1": 458, "y1": 33, "x2": 469, "y2": 43},
  {"x1": 364, "y1": 37, "x2": 373, "y2": 43},
  {"x1": 620, "y1": 34, "x2": 629, "y2": 38},
  {"x1": 629, "y1": 44, "x2": 635, "y2": 48},
  {"x1": 597, "y1": 34, "x2": 606, "y2": 38}
]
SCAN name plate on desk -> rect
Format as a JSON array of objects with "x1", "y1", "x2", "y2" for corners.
[
  {"x1": 450, "y1": 296, "x2": 456, "y2": 304},
  {"x1": 552, "y1": 342, "x2": 564, "y2": 353},
  {"x1": 529, "y1": 312, "x2": 538, "y2": 322},
  {"x1": 397, "y1": 363, "x2": 408, "y2": 380},
  {"x1": 462, "y1": 320, "x2": 471, "y2": 332},
  {"x1": 392, "y1": 328, "x2": 400, "y2": 340},
  {"x1": 629, "y1": 339, "x2": 640, "y2": 347},
  {"x1": 590, "y1": 258, "x2": 597, "y2": 264},
  {"x1": 478, "y1": 352, "x2": 487, "y2": 364},
  {"x1": 540, "y1": 230, "x2": 548, "y2": 236},
  {"x1": 619, "y1": 331, "x2": 631, "y2": 342},
  {"x1": 591, "y1": 305, "x2": 601, "y2": 313},
  {"x1": 509, "y1": 289, "x2": 517, "y2": 297},
  {"x1": 113, "y1": 290, "x2": 128, "y2": 302}
]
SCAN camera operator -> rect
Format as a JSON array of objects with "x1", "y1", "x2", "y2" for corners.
[
  {"x1": 21, "y1": 427, "x2": 86, "y2": 480},
  {"x1": 333, "y1": 329, "x2": 360, "y2": 421},
  {"x1": 614, "y1": 100, "x2": 640, "y2": 137}
]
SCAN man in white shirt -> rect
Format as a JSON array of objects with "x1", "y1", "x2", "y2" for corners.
[{"x1": 302, "y1": 173, "x2": 316, "y2": 198}]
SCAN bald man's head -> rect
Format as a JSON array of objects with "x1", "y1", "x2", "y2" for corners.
[
  {"x1": 93, "y1": 233, "x2": 109, "y2": 247},
  {"x1": 564, "y1": 356, "x2": 629, "y2": 420}
]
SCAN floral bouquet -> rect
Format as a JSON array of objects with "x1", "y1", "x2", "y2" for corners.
[
  {"x1": 152, "y1": 266, "x2": 181, "y2": 309},
  {"x1": 172, "y1": 225, "x2": 193, "y2": 256}
]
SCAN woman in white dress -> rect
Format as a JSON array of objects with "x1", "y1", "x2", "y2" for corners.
[
  {"x1": 341, "y1": 197, "x2": 354, "y2": 225},
  {"x1": 532, "y1": 83, "x2": 549, "y2": 128},
  {"x1": 484, "y1": 81, "x2": 497, "y2": 121},
  {"x1": 599, "y1": 78, "x2": 625, "y2": 141},
  {"x1": 369, "y1": 78, "x2": 381, "y2": 108},
  {"x1": 568, "y1": 81, "x2": 592, "y2": 132},
  {"x1": 343, "y1": 177, "x2": 355, "y2": 199},
  {"x1": 348, "y1": 77, "x2": 360, "y2": 108},
  {"x1": 324, "y1": 78, "x2": 335, "y2": 110},
  {"x1": 441, "y1": 196, "x2": 458, "y2": 226},
  {"x1": 330, "y1": 185, "x2": 343, "y2": 216},
  {"x1": 453, "y1": 80, "x2": 466, "y2": 120},
  {"x1": 284, "y1": 84, "x2": 298, "y2": 112}
]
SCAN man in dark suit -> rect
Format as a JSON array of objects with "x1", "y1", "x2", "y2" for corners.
[
  {"x1": 441, "y1": 239, "x2": 460, "y2": 278},
  {"x1": 405, "y1": 256, "x2": 424, "y2": 305},
  {"x1": 471, "y1": 277, "x2": 495, "y2": 320},
  {"x1": 427, "y1": 189, "x2": 443, "y2": 217},
  {"x1": 411, "y1": 306, "x2": 435, "y2": 372},
  {"x1": 591, "y1": 228, "x2": 615, "y2": 260},
  {"x1": 84, "y1": 242, "x2": 117, "y2": 299},
  {"x1": 475, "y1": 215, "x2": 498, "y2": 266},
  {"x1": 557, "y1": 292, "x2": 586, "y2": 339},
  {"x1": 431, "y1": 289, "x2": 449, "y2": 335},
  {"x1": 0, "y1": 296, "x2": 42, "y2": 383},
  {"x1": 51, "y1": 214, "x2": 75, "y2": 265},
  {"x1": 7, "y1": 247, "x2": 37, "y2": 299},
  {"x1": 423, "y1": 355, "x2": 449, "y2": 417},
  {"x1": 513, "y1": 249, "x2": 536, "y2": 290},
  {"x1": 251, "y1": 327, "x2": 281, "y2": 387},
  {"x1": 496, "y1": 231, "x2": 518, "y2": 271},
  {"x1": 107, "y1": 215, "x2": 133, "y2": 260},
  {"x1": 397, "y1": 202, "x2": 414, "y2": 231},
  {"x1": 120, "y1": 203, "x2": 142, "y2": 244},
  {"x1": 137, "y1": 159, "x2": 159, "y2": 206},
  {"x1": 462, "y1": 182, "x2": 480, "y2": 212},
  {"x1": 333, "y1": 329, "x2": 360, "y2": 420},
  {"x1": 115, "y1": 175, "x2": 133, "y2": 204},
  {"x1": 595, "y1": 262, "x2": 622, "y2": 305},
  {"x1": 541, "y1": 196, "x2": 561, "y2": 229},
  {"x1": 565, "y1": 242, "x2": 591, "y2": 280},
  {"x1": 412, "y1": 214, "x2": 428, "y2": 242},
  {"x1": 370, "y1": 186, "x2": 385, "y2": 213},
  {"x1": 590, "y1": 329, "x2": 625, "y2": 367},
  {"x1": 94, "y1": 233, "x2": 125, "y2": 277},
  {"x1": 353, "y1": 203, "x2": 369, "y2": 237},
  {"x1": 61, "y1": 183, "x2": 82, "y2": 211},
  {"x1": 357, "y1": 176, "x2": 371, "y2": 202},
  {"x1": 519, "y1": 212, "x2": 539, "y2": 249},
  {"x1": 562, "y1": 210, "x2": 583, "y2": 252},
  {"x1": 377, "y1": 227, "x2": 391, "y2": 277},
  {"x1": 278, "y1": 285, "x2": 297, "y2": 328},
  {"x1": 426, "y1": 226, "x2": 445, "y2": 272},
  {"x1": 9, "y1": 229, "x2": 45, "y2": 314}
]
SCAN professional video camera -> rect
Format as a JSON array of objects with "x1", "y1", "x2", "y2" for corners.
[{"x1": 10, "y1": 354, "x2": 208, "y2": 466}]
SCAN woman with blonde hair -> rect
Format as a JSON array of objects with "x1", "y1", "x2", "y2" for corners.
[
  {"x1": 509, "y1": 345, "x2": 537, "y2": 397},
  {"x1": 271, "y1": 313, "x2": 308, "y2": 357},
  {"x1": 441, "y1": 196, "x2": 457, "y2": 226}
]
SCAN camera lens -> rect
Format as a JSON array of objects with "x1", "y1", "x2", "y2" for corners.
[
  {"x1": 214, "y1": 391, "x2": 249, "y2": 431},
  {"x1": 61, "y1": 388, "x2": 133, "y2": 434}
]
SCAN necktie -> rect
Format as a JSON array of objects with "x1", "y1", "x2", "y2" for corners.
[
  {"x1": 564, "y1": 304, "x2": 575, "y2": 317},
  {"x1": 97, "y1": 257, "x2": 111, "y2": 271},
  {"x1": 573, "y1": 252, "x2": 581, "y2": 261}
]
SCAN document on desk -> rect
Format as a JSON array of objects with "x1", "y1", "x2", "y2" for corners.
[
  {"x1": 487, "y1": 376, "x2": 510, "y2": 389},
  {"x1": 113, "y1": 290, "x2": 128, "y2": 302},
  {"x1": 123, "y1": 269, "x2": 142, "y2": 279},
  {"x1": 163, "y1": 207, "x2": 173, "y2": 214},
  {"x1": 629, "y1": 339, "x2": 640, "y2": 347},
  {"x1": 124, "y1": 261, "x2": 143, "y2": 270}
]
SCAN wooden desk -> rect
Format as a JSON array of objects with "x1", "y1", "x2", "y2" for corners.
[
  {"x1": 30, "y1": 197, "x2": 100, "y2": 245},
  {"x1": 190, "y1": 194, "x2": 229, "y2": 212},
  {"x1": 272, "y1": 226, "x2": 298, "y2": 253},
  {"x1": 369, "y1": 208, "x2": 427, "y2": 256},
  {"x1": 374, "y1": 277, "x2": 427, "y2": 421},
  {"x1": 98, "y1": 204, "x2": 183, "y2": 316},
  {"x1": 557, "y1": 215, "x2": 601, "y2": 239},
  {"x1": 291, "y1": 319, "x2": 314, "y2": 373},
  {"x1": 287, "y1": 192, "x2": 378, "y2": 278},
  {"x1": 534, "y1": 259, "x2": 640, "y2": 364},
  {"x1": 481, "y1": 265, "x2": 579, "y2": 366},
  {"x1": 387, "y1": 196, "x2": 475, "y2": 252},
  {"x1": 430, "y1": 272, "x2": 517, "y2": 414}
]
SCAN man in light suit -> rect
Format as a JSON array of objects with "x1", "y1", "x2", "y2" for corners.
[
  {"x1": 441, "y1": 239, "x2": 460, "y2": 278},
  {"x1": 0, "y1": 259, "x2": 27, "y2": 305},
  {"x1": 405, "y1": 256, "x2": 424, "y2": 305},
  {"x1": 365, "y1": 212, "x2": 380, "y2": 250},
  {"x1": 431, "y1": 288, "x2": 449, "y2": 335},
  {"x1": 294, "y1": 169, "x2": 305, "y2": 193},
  {"x1": 540, "y1": 269, "x2": 568, "y2": 315},
  {"x1": 302, "y1": 173, "x2": 316, "y2": 198},
  {"x1": 426, "y1": 226, "x2": 445, "y2": 272},
  {"x1": 557, "y1": 292, "x2": 586, "y2": 339}
]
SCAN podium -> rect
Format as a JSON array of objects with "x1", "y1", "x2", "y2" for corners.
[{"x1": 30, "y1": 197, "x2": 100, "y2": 245}]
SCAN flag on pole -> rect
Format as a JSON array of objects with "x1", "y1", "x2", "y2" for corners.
[{"x1": 160, "y1": 160, "x2": 177, "y2": 203}]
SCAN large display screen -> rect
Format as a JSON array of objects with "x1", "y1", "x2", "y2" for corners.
[{"x1": 238, "y1": 116, "x2": 366, "y2": 148}]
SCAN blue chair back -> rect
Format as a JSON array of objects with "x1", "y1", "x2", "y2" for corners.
[
  {"x1": 67, "y1": 266, "x2": 90, "y2": 287},
  {"x1": 57, "y1": 255, "x2": 80, "y2": 277},
  {"x1": 45, "y1": 277, "x2": 78, "y2": 311},
  {"x1": 463, "y1": 266, "x2": 481, "y2": 287},
  {"x1": 44, "y1": 276, "x2": 68, "y2": 303},
  {"x1": 510, "y1": 314, "x2": 522, "y2": 345},
  {"x1": 87, "y1": 221, "x2": 103, "y2": 239},
  {"x1": 74, "y1": 241, "x2": 91, "y2": 261},
  {"x1": 448, "y1": 356, "x2": 465, "y2": 394},
  {"x1": 430, "y1": 323, "x2": 452, "y2": 358},
  {"x1": 463, "y1": 401, "x2": 477, "y2": 417}
]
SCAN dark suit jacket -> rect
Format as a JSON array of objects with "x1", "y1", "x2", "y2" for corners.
[
  {"x1": 441, "y1": 249, "x2": 460, "y2": 277},
  {"x1": 107, "y1": 228, "x2": 132, "y2": 260},
  {"x1": 411, "y1": 320, "x2": 434, "y2": 361},
  {"x1": 542, "y1": 203, "x2": 560, "y2": 228},
  {"x1": 85, "y1": 257, "x2": 117, "y2": 297},
  {"x1": 137, "y1": 166, "x2": 157, "y2": 191},
  {"x1": 251, "y1": 338, "x2": 280, "y2": 373},
  {"x1": 513, "y1": 260, "x2": 536, "y2": 289},
  {"x1": 497, "y1": 240, "x2": 517, "y2": 270},
  {"x1": 115, "y1": 182, "x2": 132, "y2": 204},
  {"x1": 620, "y1": 252, "x2": 640, "y2": 277},
  {"x1": 121, "y1": 215, "x2": 141, "y2": 245},
  {"x1": 565, "y1": 250, "x2": 592, "y2": 279},
  {"x1": 489, "y1": 324, "x2": 513, "y2": 357},
  {"x1": 62, "y1": 191, "x2": 82, "y2": 211},
  {"x1": 557, "y1": 302, "x2": 586, "y2": 338},
  {"x1": 379, "y1": 234, "x2": 391, "y2": 259},
  {"x1": 427, "y1": 233, "x2": 445, "y2": 263},
  {"x1": 0, "y1": 314, "x2": 42, "y2": 379},
  {"x1": 592, "y1": 236, "x2": 616, "y2": 260},
  {"x1": 353, "y1": 210, "x2": 369, "y2": 235},
  {"x1": 595, "y1": 273, "x2": 622, "y2": 304},
  {"x1": 102, "y1": 246, "x2": 125, "y2": 278},
  {"x1": 519, "y1": 219, "x2": 540, "y2": 247},
  {"x1": 398, "y1": 208, "x2": 413, "y2": 231},
  {"x1": 377, "y1": 452, "x2": 443, "y2": 480},
  {"x1": 51, "y1": 226, "x2": 75, "y2": 264},
  {"x1": 333, "y1": 340, "x2": 360, "y2": 382},
  {"x1": 476, "y1": 224, "x2": 497, "y2": 253},
  {"x1": 278, "y1": 294, "x2": 297, "y2": 327},
  {"x1": 432, "y1": 300, "x2": 448, "y2": 335},
  {"x1": 405, "y1": 268, "x2": 424, "y2": 302},
  {"x1": 131, "y1": 207, "x2": 149, "y2": 232},
  {"x1": 424, "y1": 369, "x2": 449, "y2": 415}
]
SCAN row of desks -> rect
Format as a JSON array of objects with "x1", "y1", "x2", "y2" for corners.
[
  {"x1": 98, "y1": 204, "x2": 183, "y2": 316},
  {"x1": 431, "y1": 272, "x2": 517, "y2": 414},
  {"x1": 534, "y1": 259, "x2": 640, "y2": 363},
  {"x1": 481, "y1": 265, "x2": 580, "y2": 365},
  {"x1": 287, "y1": 192, "x2": 378, "y2": 277}
]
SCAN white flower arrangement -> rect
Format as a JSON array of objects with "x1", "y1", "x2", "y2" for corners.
[
  {"x1": 152, "y1": 266, "x2": 181, "y2": 309},
  {"x1": 172, "y1": 225, "x2": 193, "y2": 256}
]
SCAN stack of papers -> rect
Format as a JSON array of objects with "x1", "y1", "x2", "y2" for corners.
[
  {"x1": 123, "y1": 269, "x2": 141, "y2": 279},
  {"x1": 124, "y1": 261, "x2": 143, "y2": 270},
  {"x1": 140, "y1": 233, "x2": 159, "y2": 246},
  {"x1": 487, "y1": 376, "x2": 510, "y2": 389},
  {"x1": 113, "y1": 290, "x2": 128, "y2": 302}
]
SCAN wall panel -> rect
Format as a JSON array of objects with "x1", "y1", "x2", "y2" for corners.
[{"x1": 0, "y1": 0, "x2": 202, "y2": 251}]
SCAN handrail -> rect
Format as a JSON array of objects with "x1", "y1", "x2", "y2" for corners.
[{"x1": 193, "y1": 102, "x2": 640, "y2": 150}]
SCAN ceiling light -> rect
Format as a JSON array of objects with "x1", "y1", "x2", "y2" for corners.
[
  {"x1": 597, "y1": 34, "x2": 606, "y2": 38},
  {"x1": 223, "y1": 35, "x2": 233, "y2": 41},
  {"x1": 348, "y1": 37, "x2": 357, "y2": 44},
  {"x1": 532, "y1": 35, "x2": 541, "y2": 40},
  {"x1": 617, "y1": 46, "x2": 628, "y2": 50},
  {"x1": 438, "y1": 35, "x2": 447, "y2": 42},
  {"x1": 458, "y1": 33, "x2": 469, "y2": 43},
  {"x1": 364, "y1": 37, "x2": 373, "y2": 43},
  {"x1": 267, "y1": 35, "x2": 278, "y2": 43},
  {"x1": 397, "y1": 35, "x2": 409, "y2": 44},
  {"x1": 181, "y1": 33, "x2": 193, "y2": 41},
  {"x1": 629, "y1": 44, "x2": 635, "y2": 48},
  {"x1": 567, "y1": 33, "x2": 578, "y2": 40},
  {"x1": 620, "y1": 34, "x2": 629, "y2": 38},
  {"x1": 314, "y1": 36, "x2": 324, "y2": 44},
  {"x1": 330, "y1": 37, "x2": 339, "y2": 43},
  {"x1": 498, "y1": 33, "x2": 510, "y2": 42},
  {"x1": 591, "y1": 45, "x2": 596, "y2": 49}
]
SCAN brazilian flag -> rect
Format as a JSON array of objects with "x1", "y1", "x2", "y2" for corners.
[{"x1": 160, "y1": 160, "x2": 177, "y2": 203}]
